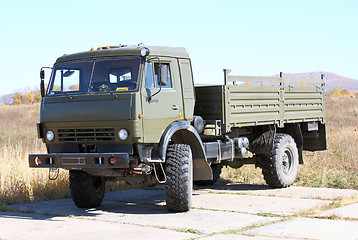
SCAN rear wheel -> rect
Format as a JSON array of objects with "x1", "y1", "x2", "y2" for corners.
[
  {"x1": 261, "y1": 133, "x2": 299, "y2": 188},
  {"x1": 165, "y1": 144, "x2": 193, "y2": 212},
  {"x1": 69, "y1": 170, "x2": 105, "y2": 208}
]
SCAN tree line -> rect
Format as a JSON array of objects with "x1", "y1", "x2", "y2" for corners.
[
  {"x1": 2, "y1": 86, "x2": 356, "y2": 105},
  {"x1": 2, "y1": 88, "x2": 42, "y2": 105}
]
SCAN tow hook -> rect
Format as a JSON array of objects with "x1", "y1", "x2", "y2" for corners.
[
  {"x1": 49, "y1": 168, "x2": 59, "y2": 180},
  {"x1": 152, "y1": 163, "x2": 167, "y2": 184}
]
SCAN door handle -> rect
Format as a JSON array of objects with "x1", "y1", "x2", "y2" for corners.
[{"x1": 172, "y1": 105, "x2": 179, "y2": 110}]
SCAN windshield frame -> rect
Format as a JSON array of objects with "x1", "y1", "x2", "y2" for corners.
[{"x1": 47, "y1": 56, "x2": 142, "y2": 96}]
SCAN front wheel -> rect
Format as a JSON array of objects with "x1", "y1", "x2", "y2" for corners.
[
  {"x1": 165, "y1": 144, "x2": 193, "y2": 212},
  {"x1": 261, "y1": 133, "x2": 299, "y2": 188},
  {"x1": 69, "y1": 170, "x2": 105, "y2": 208}
]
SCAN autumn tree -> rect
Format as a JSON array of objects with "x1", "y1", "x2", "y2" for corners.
[
  {"x1": 9, "y1": 88, "x2": 42, "y2": 105},
  {"x1": 341, "y1": 89, "x2": 350, "y2": 96}
]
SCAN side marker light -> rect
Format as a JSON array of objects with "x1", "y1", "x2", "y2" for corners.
[
  {"x1": 109, "y1": 157, "x2": 116, "y2": 165},
  {"x1": 35, "y1": 157, "x2": 42, "y2": 165}
]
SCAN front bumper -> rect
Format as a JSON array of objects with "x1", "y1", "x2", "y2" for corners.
[{"x1": 29, "y1": 153, "x2": 129, "y2": 169}]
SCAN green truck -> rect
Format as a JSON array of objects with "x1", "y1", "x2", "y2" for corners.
[{"x1": 29, "y1": 45, "x2": 327, "y2": 212}]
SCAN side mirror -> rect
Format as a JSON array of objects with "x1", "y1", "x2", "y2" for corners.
[
  {"x1": 40, "y1": 69, "x2": 45, "y2": 98},
  {"x1": 158, "y1": 64, "x2": 168, "y2": 86},
  {"x1": 63, "y1": 70, "x2": 75, "y2": 77},
  {"x1": 40, "y1": 70, "x2": 45, "y2": 80},
  {"x1": 39, "y1": 67, "x2": 52, "y2": 98},
  {"x1": 40, "y1": 79, "x2": 45, "y2": 98}
]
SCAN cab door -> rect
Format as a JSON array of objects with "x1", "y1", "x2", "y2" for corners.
[{"x1": 141, "y1": 57, "x2": 184, "y2": 143}]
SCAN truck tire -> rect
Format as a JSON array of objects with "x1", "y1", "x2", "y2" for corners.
[
  {"x1": 69, "y1": 170, "x2": 105, "y2": 208},
  {"x1": 194, "y1": 164, "x2": 222, "y2": 186},
  {"x1": 165, "y1": 144, "x2": 193, "y2": 212},
  {"x1": 261, "y1": 133, "x2": 299, "y2": 188}
]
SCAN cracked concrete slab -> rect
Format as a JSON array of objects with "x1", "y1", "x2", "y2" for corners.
[
  {"x1": 244, "y1": 218, "x2": 358, "y2": 240},
  {"x1": 8, "y1": 197, "x2": 279, "y2": 234},
  {"x1": 0, "y1": 211, "x2": 198, "y2": 240},
  {"x1": 318, "y1": 203, "x2": 358, "y2": 220},
  {"x1": 195, "y1": 182, "x2": 358, "y2": 200},
  {"x1": 201, "y1": 234, "x2": 300, "y2": 240},
  {"x1": 4, "y1": 185, "x2": 358, "y2": 240},
  {"x1": 192, "y1": 192, "x2": 330, "y2": 216}
]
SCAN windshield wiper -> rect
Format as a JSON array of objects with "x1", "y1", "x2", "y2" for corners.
[
  {"x1": 63, "y1": 92, "x2": 73, "y2": 100},
  {"x1": 102, "y1": 88, "x2": 118, "y2": 98},
  {"x1": 88, "y1": 85, "x2": 118, "y2": 98},
  {"x1": 87, "y1": 61, "x2": 96, "y2": 93}
]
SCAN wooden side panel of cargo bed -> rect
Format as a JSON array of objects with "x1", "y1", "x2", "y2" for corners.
[
  {"x1": 227, "y1": 85, "x2": 282, "y2": 129},
  {"x1": 284, "y1": 86, "x2": 325, "y2": 122}
]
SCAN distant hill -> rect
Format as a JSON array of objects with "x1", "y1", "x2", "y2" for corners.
[{"x1": 273, "y1": 72, "x2": 358, "y2": 92}]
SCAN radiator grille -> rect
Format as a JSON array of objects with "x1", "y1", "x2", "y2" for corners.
[{"x1": 58, "y1": 128, "x2": 115, "y2": 142}]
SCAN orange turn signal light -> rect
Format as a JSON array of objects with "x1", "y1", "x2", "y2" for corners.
[{"x1": 35, "y1": 157, "x2": 42, "y2": 165}]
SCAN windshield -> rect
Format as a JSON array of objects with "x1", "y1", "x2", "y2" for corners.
[{"x1": 47, "y1": 57, "x2": 141, "y2": 95}]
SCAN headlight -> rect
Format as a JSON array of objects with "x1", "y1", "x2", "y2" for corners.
[
  {"x1": 118, "y1": 129, "x2": 128, "y2": 140},
  {"x1": 140, "y1": 47, "x2": 150, "y2": 57},
  {"x1": 46, "y1": 130, "x2": 55, "y2": 141}
]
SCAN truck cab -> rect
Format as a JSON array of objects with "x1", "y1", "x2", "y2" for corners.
[{"x1": 31, "y1": 45, "x2": 211, "y2": 212}]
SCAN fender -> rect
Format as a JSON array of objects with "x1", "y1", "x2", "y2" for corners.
[{"x1": 157, "y1": 121, "x2": 212, "y2": 181}]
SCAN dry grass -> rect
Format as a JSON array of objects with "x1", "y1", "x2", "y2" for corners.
[
  {"x1": 221, "y1": 97, "x2": 358, "y2": 190},
  {"x1": 0, "y1": 97, "x2": 357, "y2": 206},
  {"x1": 296, "y1": 97, "x2": 358, "y2": 189},
  {"x1": 0, "y1": 104, "x2": 70, "y2": 205},
  {"x1": 0, "y1": 104, "x2": 130, "y2": 206}
]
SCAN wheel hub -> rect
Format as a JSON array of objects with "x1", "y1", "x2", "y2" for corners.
[{"x1": 282, "y1": 149, "x2": 293, "y2": 174}]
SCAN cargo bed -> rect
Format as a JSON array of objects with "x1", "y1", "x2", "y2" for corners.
[{"x1": 194, "y1": 74, "x2": 325, "y2": 134}]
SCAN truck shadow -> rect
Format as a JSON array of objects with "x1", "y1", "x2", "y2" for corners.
[
  {"x1": 6, "y1": 182, "x2": 272, "y2": 219},
  {"x1": 88, "y1": 182, "x2": 272, "y2": 215},
  {"x1": 194, "y1": 181, "x2": 271, "y2": 191}
]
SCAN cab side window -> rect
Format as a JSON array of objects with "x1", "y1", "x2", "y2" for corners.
[{"x1": 145, "y1": 62, "x2": 155, "y2": 89}]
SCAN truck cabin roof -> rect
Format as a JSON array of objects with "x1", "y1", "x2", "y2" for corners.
[{"x1": 55, "y1": 45, "x2": 190, "y2": 63}]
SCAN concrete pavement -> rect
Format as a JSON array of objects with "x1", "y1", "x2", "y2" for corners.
[{"x1": 1, "y1": 182, "x2": 358, "y2": 240}]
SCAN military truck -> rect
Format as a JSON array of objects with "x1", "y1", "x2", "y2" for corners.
[{"x1": 29, "y1": 45, "x2": 326, "y2": 212}]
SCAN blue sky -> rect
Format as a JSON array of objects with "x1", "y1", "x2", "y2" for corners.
[{"x1": 0, "y1": 0, "x2": 357, "y2": 96}]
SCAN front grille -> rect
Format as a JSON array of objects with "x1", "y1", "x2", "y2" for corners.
[{"x1": 58, "y1": 128, "x2": 115, "y2": 142}]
